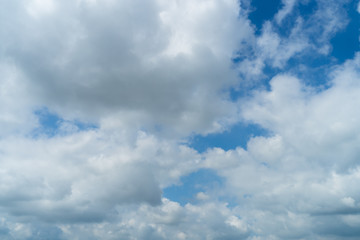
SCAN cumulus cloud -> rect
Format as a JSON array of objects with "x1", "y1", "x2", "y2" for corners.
[
  {"x1": 0, "y1": 0, "x2": 253, "y2": 136},
  {"x1": 0, "y1": 0, "x2": 251, "y2": 234},
  {"x1": 242, "y1": 55, "x2": 360, "y2": 170},
  {"x1": 1, "y1": 0, "x2": 360, "y2": 239},
  {"x1": 200, "y1": 54, "x2": 360, "y2": 239},
  {"x1": 0, "y1": 0, "x2": 253, "y2": 237},
  {"x1": 0, "y1": 129, "x2": 206, "y2": 224},
  {"x1": 58, "y1": 199, "x2": 249, "y2": 240}
]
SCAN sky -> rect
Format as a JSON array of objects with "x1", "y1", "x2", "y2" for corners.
[{"x1": 1, "y1": 0, "x2": 360, "y2": 239}]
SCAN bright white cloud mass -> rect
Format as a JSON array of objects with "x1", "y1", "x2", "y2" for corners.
[{"x1": 1, "y1": 0, "x2": 360, "y2": 239}]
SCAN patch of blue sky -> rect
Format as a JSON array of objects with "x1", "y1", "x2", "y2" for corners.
[
  {"x1": 248, "y1": 1, "x2": 358, "y2": 64},
  {"x1": 278, "y1": 1, "x2": 359, "y2": 85},
  {"x1": 247, "y1": 0, "x2": 282, "y2": 34},
  {"x1": 162, "y1": 168, "x2": 224, "y2": 206},
  {"x1": 330, "y1": 1, "x2": 360, "y2": 63},
  {"x1": 31, "y1": 107, "x2": 97, "y2": 138},
  {"x1": 238, "y1": 0, "x2": 359, "y2": 94},
  {"x1": 271, "y1": 1, "x2": 318, "y2": 38},
  {"x1": 297, "y1": 0, "x2": 318, "y2": 19},
  {"x1": 188, "y1": 122, "x2": 269, "y2": 153},
  {"x1": 286, "y1": 54, "x2": 336, "y2": 87},
  {"x1": 247, "y1": 0, "x2": 314, "y2": 36}
]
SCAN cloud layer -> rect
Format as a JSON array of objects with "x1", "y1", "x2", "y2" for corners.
[{"x1": 0, "y1": 0, "x2": 360, "y2": 239}]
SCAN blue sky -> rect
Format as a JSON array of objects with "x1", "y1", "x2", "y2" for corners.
[{"x1": 1, "y1": 0, "x2": 360, "y2": 239}]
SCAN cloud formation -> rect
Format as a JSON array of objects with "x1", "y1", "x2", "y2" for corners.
[
  {"x1": 0, "y1": 0, "x2": 360, "y2": 239},
  {"x1": 1, "y1": 0, "x2": 254, "y2": 136},
  {"x1": 204, "y1": 54, "x2": 360, "y2": 239}
]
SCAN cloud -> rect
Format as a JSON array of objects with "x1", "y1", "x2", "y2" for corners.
[
  {"x1": 57, "y1": 199, "x2": 250, "y2": 240},
  {"x1": 0, "y1": 199, "x2": 251, "y2": 240},
  {"x1": 275, "y1": 0, "x2": 297, "y2": 24},
  {"x1": 237, "y1": 0, "x2": 350, "y2": 81},
  {"x1": 0, "y1": 0, "x2": 250, "y2": 232},
  {"x1": 0, "y1": 1, "x2": 253, "y2": 237},
  {"x1": 26, "y1": 0, "x2": 57, "y2": 18},
  {"x1": 241, "y1": 54, "x2": 360, "y2": 170},
  {"x1": 0, "y1": 128, "x2": 206, "y2": 224},
  {"x1": 0, "y1": 0, "x2": 253, "y2": 137},
  {"x1": 0, "y1": 62, "x2": 38, "y2": 136},
  {"x1": 200, "y1": 54, "x2": 360, "y2": 238},
  {"x1": 0, "y1": 0, "x2": 360, "y2": 239},
  {"x1": 256, "y1": 20, "x2": 308, "y2": 68}
]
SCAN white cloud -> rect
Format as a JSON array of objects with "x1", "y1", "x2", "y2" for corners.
[
  {"x1": 238, "y1": 0, "x2": 349, "y2": 81},
  {"x1": 241, "y1": 55, "x2": 360, "y2": 170},
  {"x1": 0, "y1": 1, "x2": 250, "y2": 233},
  {"x1": 198, "y1": 54, "x2": 360, "y2": 238},
  {"x1": 275, "y1": 0, "x2": 297, "y2": 24},
  {"x1": 0, "y1": 128, "x2": 204, "y2": 226},
  {"x1": 0, "y1": 62, "x2": 37, "y2": 136},
  {"x1": 0, "y1": 199, "x2": 251, "y2": 239},
  {"x1": 196, "y1": 192, "x2": 210, "y2": 201},
  {"x1": 341, "y1": 197, "x2": 356, "y2": 207},
  {"x1": 255, "y1": 20, "x2": 309, "y2": 68},
  {"x1": 26, "y1": 0, "x2": 57, "y2": 18},
  {"x1": 0, "y1": 2, "x2": 255, "y2": 237},
  {"x1": 0, "y1": 0, "x2": 359, "y2": 239},
  {"x1": 158, "y1": 0, "x2": 246, "y2": 58}
]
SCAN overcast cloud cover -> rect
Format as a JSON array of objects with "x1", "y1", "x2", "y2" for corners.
[{"x1": 1, "y1": 0, "x2": 360, "y2": 239}]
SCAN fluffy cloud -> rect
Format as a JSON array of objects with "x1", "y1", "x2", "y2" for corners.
[
  {"x1": 241, "y1": 54, "x2": 360, "y2": 170},
  {"x1": 0, "y1": 1, "x2": 250, "y2": 234},
  {"x1": 0, "y1": 199, "x2": 251, "y2": 240},
  {"x1": 1, "y1": 0, "x2": 360, "y2": 239},
  {"x1": 1, "y1": 0, "x2": 253, "y2": 136},
  {"x1": 201, "y1": 54, "x2": 360, "y2": 239},
  {"x1": 0, "y1": 129, "x2": 206, "y2": 223}
]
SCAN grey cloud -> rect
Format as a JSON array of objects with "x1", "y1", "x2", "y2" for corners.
[
  {"x1": 0, "y1": 199, "x2": 249, "y2": 240},
  {"x1": 0, "y1": 126, "x2": 204, "y2": 225},
  {"x1": 1, "y1": 0, "x2": 252, "y2": 136}
]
